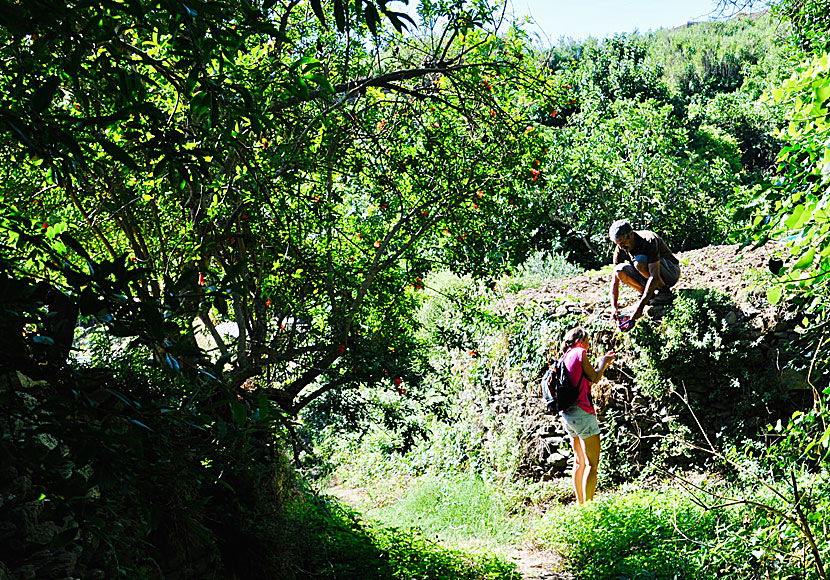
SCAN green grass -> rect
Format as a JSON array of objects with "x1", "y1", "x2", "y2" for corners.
[
  {"x1": 528, "y1": 484, "x2": 825, "y2": 580},
  {"x1": 531, "y1": 488, "x2": 722, "y2": 579},
  {"x1": 326, "y1": 462, "x2": 829, "y2": 580},
  {"x1": 282, "y1": 491, "x2": 519, "y2": 580},
  {"x1": 369, "y1": 474, "x2": 528, "y2": 549}
]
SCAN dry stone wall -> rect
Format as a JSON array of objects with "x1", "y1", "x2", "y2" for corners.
[{"x1": 484, "y1": 244, "x2": 813, "y2": 480}]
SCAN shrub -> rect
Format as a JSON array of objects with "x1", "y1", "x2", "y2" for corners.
[
  {"x1": 628, "y1": 289, "x2": 778, "y2": 421},
  {"x1": 504, "y1": 249, "x2": 584, "y2": 293},
  {"x1": 530, "y1": 485, "x2": 822, "y2": 580},
  {"x1": 532, "y1": 489, "x2": 718, "y2": 579}
]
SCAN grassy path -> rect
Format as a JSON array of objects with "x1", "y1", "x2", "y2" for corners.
[{"x1": 327, "y1": 483, "x2": 572, "y2": 580}]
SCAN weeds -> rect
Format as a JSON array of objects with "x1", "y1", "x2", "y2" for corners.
[
  {"x1": 529, "y1": 484, "x2": 823, "y2": 580},
  {"x1": 369, "y1": 474, "x2": 527, "y2": 548},
  {"x1": 292, "y1": 494, "x2": 519, "y2": 580}
]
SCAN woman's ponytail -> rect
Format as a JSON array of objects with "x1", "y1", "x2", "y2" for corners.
[{"x1": 562, "y1": 327, "x2": 588, "y2": 353}]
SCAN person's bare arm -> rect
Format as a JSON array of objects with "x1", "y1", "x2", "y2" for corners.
[
  {"x1": 581, "y1": 350, "x2": 616, "y2": 383},
  {"x1": 610, "y1": 248, "x2": 622, "y2": 319}
]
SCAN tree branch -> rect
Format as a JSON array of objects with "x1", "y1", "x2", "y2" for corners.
[{"x1": 273, "y1": 62, "x2": 504, "y2": 111}]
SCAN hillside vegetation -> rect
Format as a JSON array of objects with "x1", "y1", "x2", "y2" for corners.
[{"x1": 2, "y1": 1, "x2": 829, "y2": 579}]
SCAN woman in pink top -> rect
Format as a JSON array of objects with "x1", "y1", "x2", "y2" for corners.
[{"x1": 559, "y1": 327, "x2": 615, "y2": 504}]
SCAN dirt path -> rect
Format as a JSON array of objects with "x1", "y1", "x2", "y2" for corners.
[
  {"x1": 507, "y1": 545, "x2": 573, "y2": 580},
  {"x1": 326, "y1": 484, "x2": 573, "y2": 580}
]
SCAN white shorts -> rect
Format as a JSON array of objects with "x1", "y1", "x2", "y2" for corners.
[{"x1": 560, "y1": 406, "x2": 601, "y2": 439}]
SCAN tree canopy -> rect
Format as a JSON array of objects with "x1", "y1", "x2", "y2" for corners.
[{"x1": 1, "y1": 0, "x2": 559, "y2": 414}]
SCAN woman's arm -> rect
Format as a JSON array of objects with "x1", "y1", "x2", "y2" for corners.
[{"x1": 581, "y1": 350, "x2": 615, "y2": 384}]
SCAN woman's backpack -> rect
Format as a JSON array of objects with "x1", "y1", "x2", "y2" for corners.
[{"x1": 540, "y1": 357, "x2": 582, "y2": 414}]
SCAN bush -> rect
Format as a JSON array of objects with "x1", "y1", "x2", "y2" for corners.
[
  {"x1": 628, "y1": 289, "x2": 778, "y2": 421},
  {"x1": 504, "y1": 249, "x2": 584, "y2": 293},
  {"x1": 532, "y1": 489, "x2": 720, "y2": 579},
  {"x1": 531, "y1": 484, "x2": 824, "y2": 580}
]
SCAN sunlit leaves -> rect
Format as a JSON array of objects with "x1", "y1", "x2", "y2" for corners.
[
  {"x1": 0, "y1": 0, "x2": 558, "y2": 415},
  {"x1": 767, "y1": 285, "x2": 783, "y2": 305},
  {"x1": 752, "y1": 51, "x2": 830, "y2": 305}
]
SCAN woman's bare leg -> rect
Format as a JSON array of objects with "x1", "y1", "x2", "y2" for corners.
[
  {"x1": 581, "y1": 434, "x2": 601, "y2": 502},
  {"x1": 571, "y1": 437, "x2": 586, "y2": 504}
]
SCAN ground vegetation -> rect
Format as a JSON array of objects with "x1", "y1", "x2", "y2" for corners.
[{"x1": 2, "y1": 0, "x2": 830, "y2": 578}]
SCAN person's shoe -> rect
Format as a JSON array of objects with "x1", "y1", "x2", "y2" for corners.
[{"x1": 649, "y1": 288, "x2": 674, "y2": 305}]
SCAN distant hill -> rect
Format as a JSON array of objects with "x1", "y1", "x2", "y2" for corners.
[{"x1": 647, "y1": 10, "x2": 788, "y2": 96}]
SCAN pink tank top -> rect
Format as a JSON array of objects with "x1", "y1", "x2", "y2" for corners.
[{"x1": 562, "y1": 346, "x2": 595, "y2": 414}]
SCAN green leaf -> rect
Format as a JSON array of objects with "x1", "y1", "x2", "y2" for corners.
[
  {"x1": 214, "y1": 293, "x2": 228, "y2": 316},
  {"x1": 30, "y1": 75, "x2": 61, "y2": 114},
  {"x1": 308, "y1": 0, "x2": 327, "y2": 26},
  {"x1": 364, "y1": 1, "x2": 381, "y2": 35},
  {"x1": 290, "y1": 56, "x2": 321, "y2": 72},
  {"x1": 784, "y1": 205, "x2": 805, "y2": 229},
  {"x1": 787, "y1": 121, "x2": 799, "y2": 137},
  {"x1": 129, "y1": 418, "x2": 154, "y2": 431},
  {"x1": 385, "y1": 10, "x2": 416, "y2": 34},
  {"x1": 792, "y1": 246, "x2": 815, "y2": 270},
  {"x1": 164, "y1": 352, "x2": 180, "y2": 372},
  {"x1": 804, "y1": 424, "x2": 830, "y2": 457},
  {"x1": 771, "y1": 87, "x2": 784, "y2": 103},
  {"x1": 334, "y1": 0, "x2": 346, "y2": 31},
  {"x1": 49, "y1": 527, "x2": 79, "y2": 548},
  {"x1": 794, "y1": 202, "x2": 816, "y2": 229},
  {"x1": 230, "y1": 400, "x2": 247, "y2": 425},
  {"x1": 766, "y1": 285, "x2": 783, "y2": 305},
  {"x1": 98, "y1": 139, "x2": 140, "y2": 171}
]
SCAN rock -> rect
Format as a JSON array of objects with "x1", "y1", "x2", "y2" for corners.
[
  {"x1": 505, "y1": 243, "x2": 798, "y2": 480},
  {"x1": 8, "y1": 476, "x2": 33, "y2": 499},
  {"x1": 30, "y1": 522, "x2": 62, "y2": 546},
  {"x1": 0, "y1": 467, "x2": 18, "y2": 484},
  {"x1": 546, "y1": 451, "x2": 569, "y2": 468},
  {"x1": 9, "y1": 505, "x2": 36, "y2": 538},
  {"x1": 32, "y1": 546, "x2": 80, "y2": 579},
  {"x1": 773, "y1": 320, "x2": 791, "y2": 333}
]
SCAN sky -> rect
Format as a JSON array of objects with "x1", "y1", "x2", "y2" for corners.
[{"x1": 502, "y1": 0, "x2": 757, "y2": 44}]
